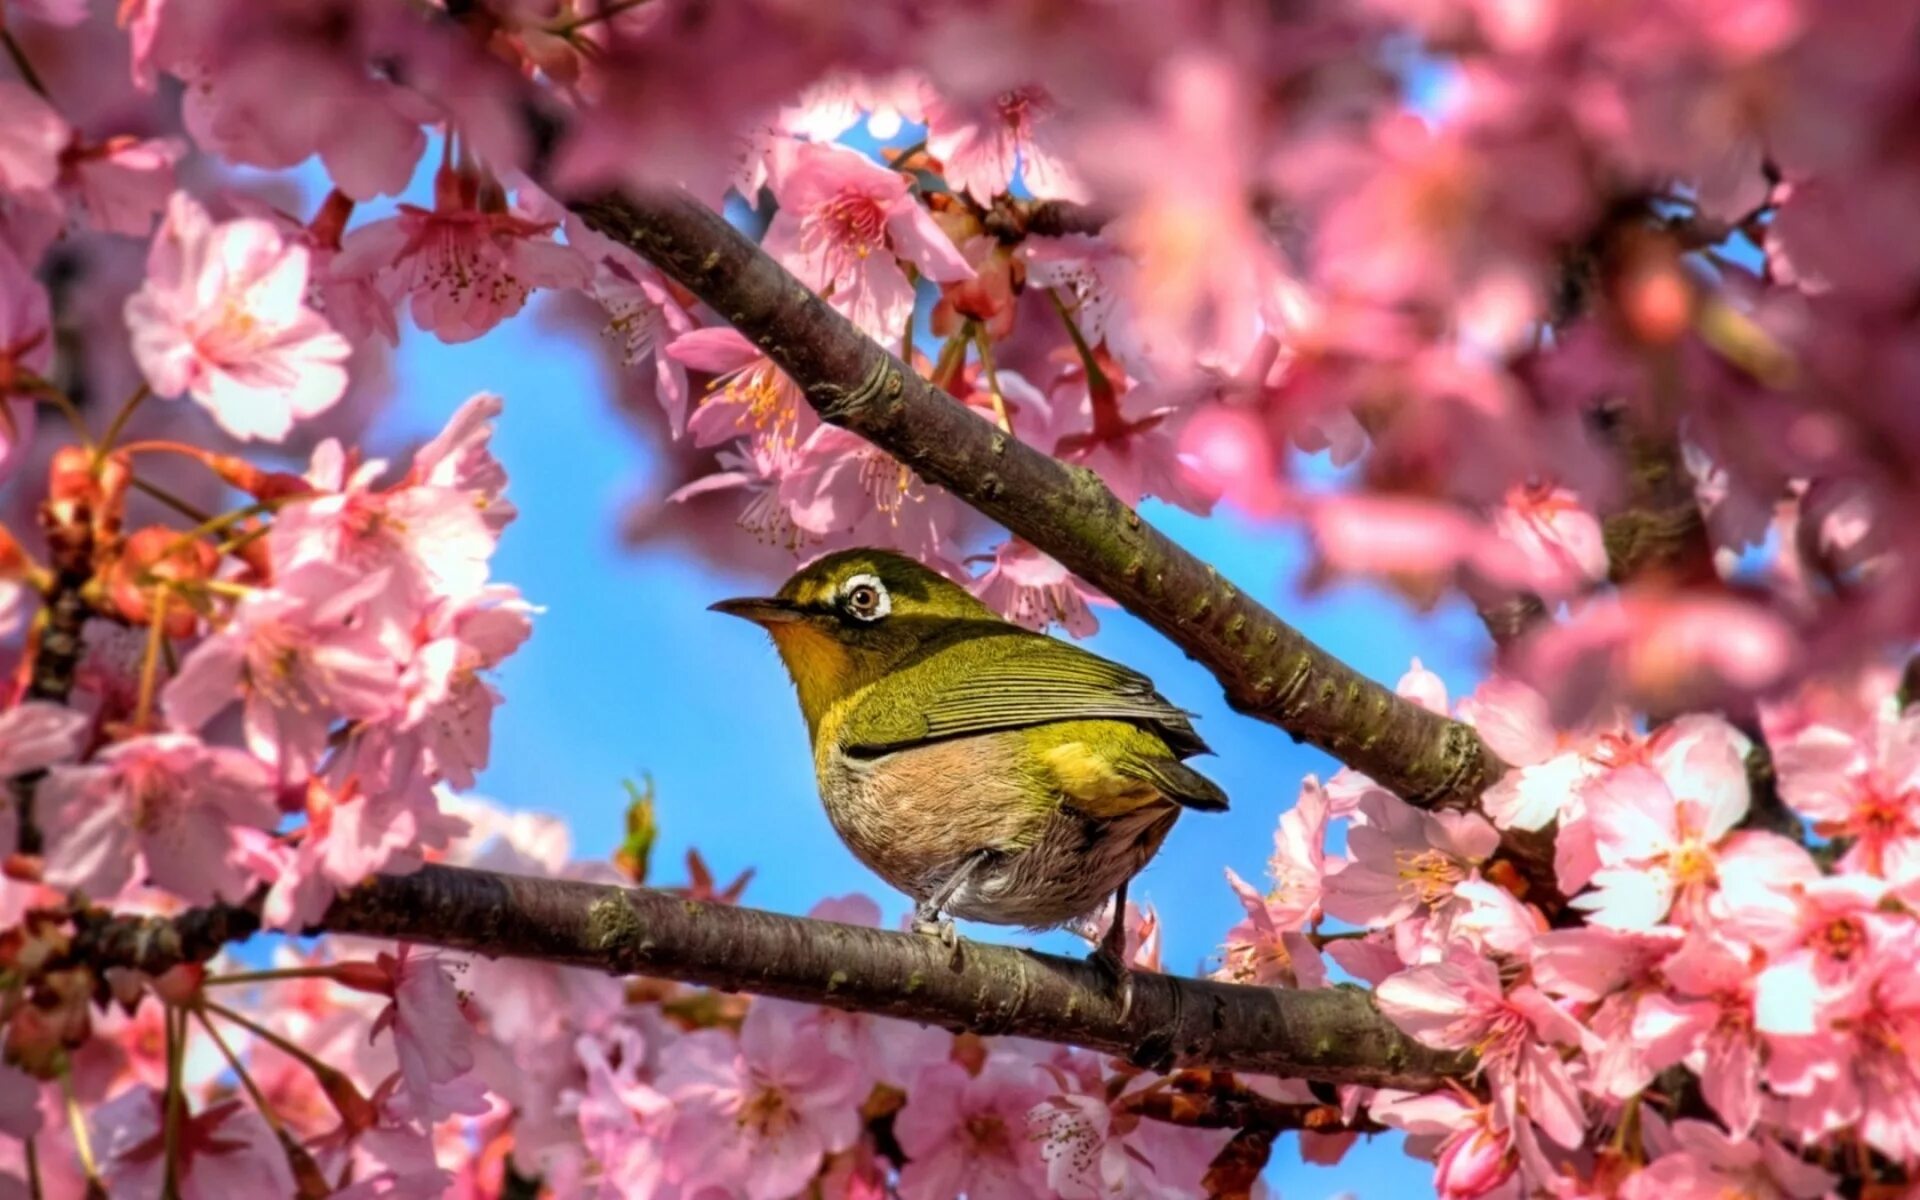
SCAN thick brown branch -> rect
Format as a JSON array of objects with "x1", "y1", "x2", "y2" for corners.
[
  {"x1": 566, "y1": 187, "x2": 1504, "y2": 811},
  {"x1": 71, "y1": 863, "x2": 1468, "y2": 1090}
]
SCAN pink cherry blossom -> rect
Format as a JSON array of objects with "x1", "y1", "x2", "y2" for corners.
[
  {"x1": 668, "y1": 326, "x2": 816, "y2": 451},
  {"x1": 0, "y1": 238, "x2": 51, "y2": 482},
  {"x1": 1572, "y1": 716, "x2": 1751, "y2": 928},
  {"x1": 1377, "y1": 952, "x2": 1589, "y2": 1148},
  {"x1": 894, "y1": 1058, "x2": 1047, "y2": 1199},
  {"x1": 1515, "y1": 591, "x2": 1798, "y2": 728},
  {"x1": 566, "y1": 210, "x2": 696, "y2": 431},
  {"x1": 0, "y1": 701, "x2": 88, "y2": 779},
  {"x1": 269, "y1": 436, "x2": 498, "y2": 616},
  {"x1": 1027, "y1": 1082, "x2": 1229, "y2": 1200},
  {"x1": 574, "y1": 1027, "x2": 674, "y2": 1199},
  {"x1": 1491, "y1": 483, "x2": 1608, "y2": 597},
  {"x1": 37, "y1": 734, "x2": 278, "y2": 905},
  {"x1": 0, "y1": 81, "x2": 66, "y2": 197},
  {"x1": 1220, "y1": 778, "x2": 1331, "y2": 986},
  {"x1": 1772, "y1": 703, "x2": 1920, "y2": 877},
  {"x1": 1323, "y1": 790, "x2": 1500, "y2": 930},
  {"x1": 762, "y1": 142, "x2": 973, "y2": 341},
  {"x1": 407, "y1": 392, "x2": 517, "y2": 534},
  {"x1": 0, "y1": 701, "x2": 87, "y2": 860},
  {"x1": 60, "y1": 135, "x2": 183, "y2": 237},
  {"x1": 334, "y1": 166, "x2": 590, "y2": 344},
  {"x1": 1631, "y1": 934, "x2": 1765, "y2": 1134},
  {"x1": 262, "y1": 769, "x2": 468, "y2": 929},
  {"x1": 1621, "y1": 1120, "x2": 1835, "y2": 1200},
  {"x1": 1459, "y1": 674, "x2": 1626, "y2": 833},
  {"x1": 1739, "y1": 871, "x2": 1890, "y2": 1036},
  {"x1": 925, "y1": 85, "x2": 1085, "y2": 203},
  {"x1": 658, "y1": 1000, "x2": 865, "y2": 1200},
  {"x1": 969, "y1": 539, "x2": 1107, "y2": 636},
  {"x1": 95, "y1": 1089, "x2": 295, "y2": 1200},
  {"x1": 124, "y1": 192, "x2": 350, "y2": 442},
  {"x1": 1373, "y1": 1091, "x2": 1518, "y2": 1200},
  {"x1": 346, "y1": 946, "x2": 483, "y2": 1124},
  {"x1": 161, "y1": 562, "x2": 403, "y2": 772}
]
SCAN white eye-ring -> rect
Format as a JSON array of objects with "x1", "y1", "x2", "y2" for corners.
[{"x1": 841, "y1": 573, "x2": 891, "y2": 622}]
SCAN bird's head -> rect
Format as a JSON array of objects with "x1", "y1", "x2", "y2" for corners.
[{"x1": 711, "y1": 548, "x2": 1000, "y2": 734}]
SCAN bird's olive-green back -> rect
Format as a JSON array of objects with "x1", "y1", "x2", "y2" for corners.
[{"x1": 839, "y1": 623, "x2": 1211, "y2": 760}]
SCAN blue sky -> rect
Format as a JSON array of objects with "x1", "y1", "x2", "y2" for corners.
[{"x1": 368, "y1": 296, "x2": 1490, "y2": 1195}]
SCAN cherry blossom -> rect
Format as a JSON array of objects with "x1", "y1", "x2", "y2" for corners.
[
  {"x1": 161, "y1": 562, "x2": 403, "y2": 772},
  {"x1": 656, "y1": 999, "x2": 865, "y2": 1200},
  {"x1": 894, "y1": 1058, "x2": 1048, "y2": 1199},
  {"x1": 763, "y1": 142, "x2": 973, "y2": 341},
  {"x1": 925, "y1": 85, "x2": 1085, "y2": 203},
  {"x1": 1377, "y1": 952, "x2": 1589, "y2": 1148},
  {"x1": 94, "y1": 1089, "x2": 295, "y2": 1200},
  {"x1": 37, "y1": 734, "x2": 278, "y2": 904},
  {"x1": 124, "y1": 192, "x2": 350, "y2": 441},
  {"x1": 333, "y1": 165, "x2": 590, "y2": 344},
  {"x1": 1773, "y1": 702, "x2": 1920, "y2": 878},
  {"x1": 969, "y1": 538, "x2": 1106, "y2": 636},
  {"x1": 1571, "y1": 717, "x2": 1751, "y2": 929}
]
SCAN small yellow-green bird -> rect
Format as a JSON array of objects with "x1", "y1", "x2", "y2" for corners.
[{"x1": 711, "y1": 548, "x2": 1227, "y2": 970}]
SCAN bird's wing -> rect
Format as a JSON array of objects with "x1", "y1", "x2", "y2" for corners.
[{"x1": 839, "y1": 627, "x2": 1211, "y2": 759}]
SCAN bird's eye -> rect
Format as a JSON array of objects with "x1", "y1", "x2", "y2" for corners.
[{"x1": 840, "y1": 574, "x2": 890, "y2": 622}]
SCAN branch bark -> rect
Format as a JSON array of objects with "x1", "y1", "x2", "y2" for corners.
[
  {"x1": 72, "y1": 863, "x2": 1468, "y2": 1091},
  {"x1": 564, "y1": 186, "x2": 1504, "y2": 812}
]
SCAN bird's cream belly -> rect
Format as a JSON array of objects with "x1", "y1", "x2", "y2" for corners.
[{"x1": 818, "y1": 736, "x2": 1178, "y2": 929}]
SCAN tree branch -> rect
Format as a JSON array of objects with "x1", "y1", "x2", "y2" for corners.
[
  {"x1": 563, "y1": 186, "x2": 1505, "y2": 811},
  {"x1": 71, "y1": 863, "x2": 1468, "y2": 1091}
]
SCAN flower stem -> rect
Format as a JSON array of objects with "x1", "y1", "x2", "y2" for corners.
[
  {"x1": 203, "y1": 966, "x2": 339, "y2": 987},
  {"x1": 94, "y1": 385, "x2": 152, "y2": 468},
  {"x1": 133, "y1": 586, "x2": 171, "y2": 732},
  {"x1": 929, "y1": 331, "x2": 969, "y2": 390},
  {"x1": 161, "y1": 1005, "x2": 185, "y2": 1200},
  {"x1": 972, "y1": 326, "x2": 1014, "y2": 433},
  {"x1": 547, "y1": 0, "x2": 653, "y2": 36},
  {"x1": 1046, "y1": 287, "x2": 1113, "y2": 397},
  {"x1": 59, "y1": 1069, "x2": 102, "y2": 1189},
  {"x1": 202, "y1": 1001, "x2": 340, "y2": 1086},
  {"x1": 192, "y1": 1007, "x2": 283, "y2": 1134},
  {"x1": 130, "y1": 478, "x2": 214, "y2": 524},
  {"x1": 886, "y1": 139, "x2": 929, "y2": 170},
  {"x1": 21, "y1": 378, "x2": 92, "y2": 447}
]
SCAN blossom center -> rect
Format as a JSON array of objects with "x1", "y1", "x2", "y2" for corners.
[
  {"x1": 965, "y1": 1112, "x2": 1010, "y2": 1156},
  {"x1": 804, "y1": 191, "x2": 888, "y2": 279},
  {"x1": 739, "y1": 1083, "x2": 795, "y2": 1138},
  {"x1": 1819, "y1": 915, "x2": 1866, "y2": 961},
  {"x1": 1396, "y1": 848, "x2": 1467, "y2": 905},
  {"x1": 125, "y1": 763, "x2": 180, "y2": 833},
  {"x1": 1665, "y1": 839, "x2": 1717, "y2": 888}
]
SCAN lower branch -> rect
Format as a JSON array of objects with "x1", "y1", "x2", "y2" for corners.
[{"x1": 73, "y1": 863, "x2": 1467, "y2": 1091}]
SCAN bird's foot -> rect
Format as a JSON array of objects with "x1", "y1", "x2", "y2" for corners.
[
  {"x1": 1088, "y1": 945, "x2": 1135, "y2": 1020},
  {"x1": 912, "y1": 905, "x2": 964, "y2": 968}
]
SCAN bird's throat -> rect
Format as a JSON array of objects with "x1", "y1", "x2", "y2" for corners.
[{"x1": 766, "y1": 621, "x2": 861, "y2": 740}]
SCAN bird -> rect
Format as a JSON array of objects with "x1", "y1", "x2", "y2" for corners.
[{"x1": 710, "y1": 547, "x2": 1227, "y2": 975}]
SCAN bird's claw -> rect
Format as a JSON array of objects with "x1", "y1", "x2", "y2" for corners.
[
  {"x1": 1089, "y1": 945, "x2": 1135, "y2": 1020},
  {"x1": 912, "y1": 909, "x2": 964, "y2": 968}
]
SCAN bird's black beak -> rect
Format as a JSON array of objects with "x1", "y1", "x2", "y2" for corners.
[{"x1": 709, "y1": 596, "x2": 805, "y2": 625}]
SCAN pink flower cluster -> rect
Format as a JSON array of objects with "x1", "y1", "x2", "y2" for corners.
[{"x1": 1213, "y1": 659, "x2": 1920, "y2": 1198}]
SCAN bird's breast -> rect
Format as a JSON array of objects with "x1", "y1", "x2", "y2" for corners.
[{"x1": 815, "y1": 733, "x2": 1048, "y2": 896}]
